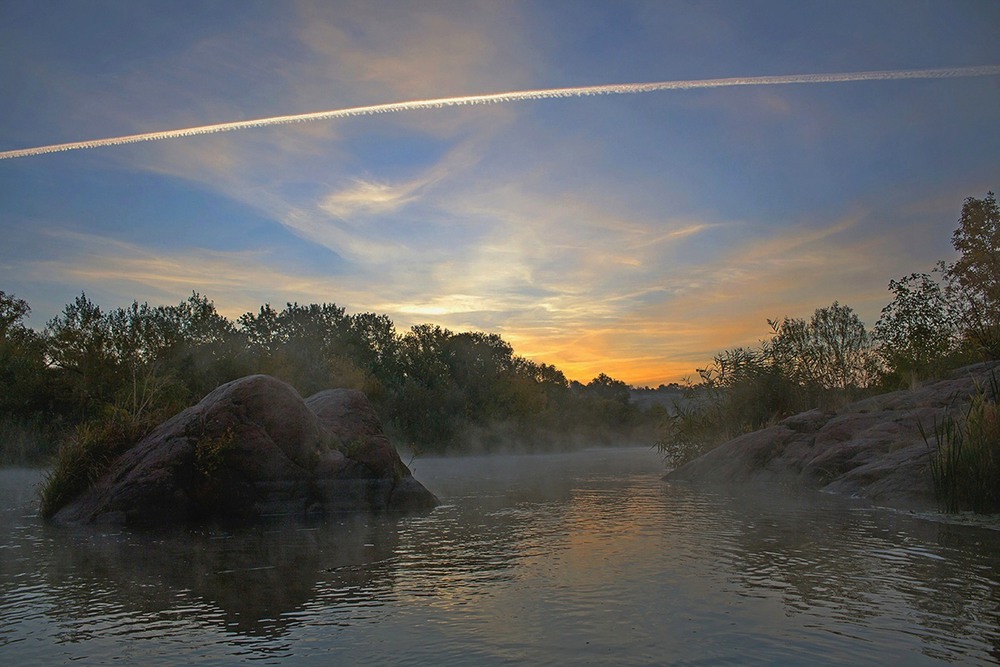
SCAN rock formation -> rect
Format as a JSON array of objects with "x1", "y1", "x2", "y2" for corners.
[
  {"x1": 665, "y1": 362, "x2": 998, "y2": 510},
  {"x1": 52, "y1": 375, "x2": 438, "y2": 525}
]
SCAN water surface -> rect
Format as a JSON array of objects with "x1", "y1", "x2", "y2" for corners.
[{"x1": 1, "y1": 448, "x2": 998, "y2": 665}]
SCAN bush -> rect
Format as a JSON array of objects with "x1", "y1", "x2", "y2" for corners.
[
  {"x1": 656, "y1": 396, "x2": 725, "y2": 468},
  {"x1": 656, "y1": 305, "x2": 879, "y2": 470},
  {"x1": 39, "y1": 397, "x2": 172, "y2": 518},
  {"x1": 922, "y1": 372, "x2": 1000, "y2": 513}
]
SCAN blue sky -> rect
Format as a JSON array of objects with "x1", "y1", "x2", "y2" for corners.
[{"x1": 2, "y1": 0, "x2": 998, "y2": 386}]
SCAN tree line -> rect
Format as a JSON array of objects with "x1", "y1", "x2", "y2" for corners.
[
  {"x1": 1, "y1": 291, "x2": 655, "y2": 463},
  {"x1": 658, "y1": 191, "x2": 1000, "y2": 467},
  {"x1": 2, "y1": 192, "x2": 997, "y2": 466}
]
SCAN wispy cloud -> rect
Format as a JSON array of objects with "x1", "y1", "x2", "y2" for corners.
[
  {"x1": 16, "y1": 230, "x2": 374, "y2": 318},
  {"x1": 320, "y1": 178, "x2": 423, "y2": 218}
]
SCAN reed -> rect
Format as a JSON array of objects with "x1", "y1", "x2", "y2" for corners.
[
  {"x1": 39, "y1": 405, "x2": 157, "y2": 518},
  {"x1": 923, "y1": 372, "x2": 1000, "y2": 513}
]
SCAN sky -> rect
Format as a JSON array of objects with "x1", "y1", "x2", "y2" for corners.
[{"x1": 1, "y1": 1, "x2": 999, "y2": 387}]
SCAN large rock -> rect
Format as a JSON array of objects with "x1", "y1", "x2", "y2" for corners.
[
  {"x1": 53, "y1": 375, "x2": 438, "y2": 525},
  {"x1": 666, "y1": 362, "x2": 999, "y2": 510}
]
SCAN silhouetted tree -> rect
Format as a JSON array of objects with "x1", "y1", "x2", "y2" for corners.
[
  {"x1": 154, "y1": 293, "x2": 246, "y2": 397},
  {"x1": 393, "y1": 324, "x2": 461, "y2": 448},
  {"x1": 0, "y1": 291, "x2": 49, "y2": 417},
  {"x1": 943, "y1": 191, "x2": 1000, "y2": 358},
  {"x1": 4, "y1": 290, "x2": 662, "y2": 460},
  {"x1": 874, "y1": 272, "x2": 957, "y2": 386},
  {"x1": 768, "y1": 302, "x2": 877, "y2": 391},
  {"x1": 346, "y1": 311, "x2": 402, "y2": 397},
  {"x1": 45, "y1": 293, "x2": 118, "y2": 416}
]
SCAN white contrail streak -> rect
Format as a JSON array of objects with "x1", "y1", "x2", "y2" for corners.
[{"x1": 2, "y1": 65, "x2": 998, "y2": 161}]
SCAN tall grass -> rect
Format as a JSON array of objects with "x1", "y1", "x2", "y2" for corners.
[
  {"x1": 922, "y1": 373, "x2": 1000, "y2": 513},
  {"x1": 38, "y1": 406, "x2": 153, "y2": 518},
  {"x1": 0, "y1": 417, "x2": 63, "y2": 466},
  {"x1": 39, "y1": 374, "x2": 185, "y2": 519}
]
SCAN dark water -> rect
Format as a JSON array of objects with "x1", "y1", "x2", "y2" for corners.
[{"x1": 1, "y1": 448, "x2": 999, "y2": 665}]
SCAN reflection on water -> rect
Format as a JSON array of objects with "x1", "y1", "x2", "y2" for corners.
[{"x1": 1, "y1": 449, "x2": 998, "y2": 665}]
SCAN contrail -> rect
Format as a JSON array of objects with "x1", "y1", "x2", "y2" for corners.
[{"x1": 2, "y1": 65, "x2": 998, "y2": 161}]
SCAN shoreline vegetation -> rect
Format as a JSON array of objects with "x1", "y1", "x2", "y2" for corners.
[
  {"x1": 2, "y1": 192, "x2": 998, "y2": 515},
  {"x1": 665, "y1": 360, "x2": 999, "y2": 514},
  {"x1": 2, "y1": 293, "x2": 663, "y2": 465},
  {"x1": 656, "y1": 192, "x2": 999, "y2": 513},
  {"x1": 922, "y1": 371, "x2": 1000, "y2": 513}
]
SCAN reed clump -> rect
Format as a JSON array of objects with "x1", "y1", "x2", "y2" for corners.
[
  {"x1": 923, "y1": 373, "x2": 1000, "y2": 514},
  {"x1": 39, "y1": 406, "x2": 153, "y2": 518}
]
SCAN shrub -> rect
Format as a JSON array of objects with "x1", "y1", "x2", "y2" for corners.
[
  {"x1": 38, "y1": 384, "x2": 181, "y2": 518},
  {"x1": 655, "y1": 396, "x2": 726, "y2": 468},
  {"x1": 39, "y1": 407, "x2": 147, "y2": 518}
]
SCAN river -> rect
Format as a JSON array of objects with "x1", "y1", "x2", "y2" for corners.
[{"x1": 1, "y1": 447, "x2": 998, "y2": 665}]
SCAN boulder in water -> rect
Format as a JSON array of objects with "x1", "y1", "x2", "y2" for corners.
[{"x1": 52, "y1": 375, "x2": 438, "y2": 525}]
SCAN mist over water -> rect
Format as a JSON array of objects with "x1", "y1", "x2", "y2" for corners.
[{"x1": 2, "y1": 449, "x2": 999, "y2": 664}]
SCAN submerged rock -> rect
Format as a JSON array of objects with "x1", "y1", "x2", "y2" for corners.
[
  {"x1": 665, "y1": 362, "x2": 999, "y2": 510},
  {"x1": 52, "y1": 375, "x2": 438, "y2": 525}
]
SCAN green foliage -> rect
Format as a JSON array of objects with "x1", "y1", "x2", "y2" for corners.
[
  {"x1": 0, "y1": 291, "x2": 50, "y2": 418},
  {"x1": 45, "y1": 293, "x2": 117, "y2": 414},
  {"x1": 7, "y1": 189, "x2": 1000, "y2": 472},
  {"x1": 194, "y1": 427, "x2": 237, "y2": 478},
  {"x1": 38, "y1": 328, "x2": 191, "y2": 516},
  {"x1": 943, "y1": 192, "x2": 1000, "y2": 358},
  {"x1": 922, "y1": 373, "x2": 1000, "y2": 513},
  {"x1": 656, "y1": 396, "x2": 724, "y2": 469},
  {"x1": 2, "y1": 288, "x2": 663, "y2": 474},
  {"x1": 656, "y1": 346, "x2": 801, "y2": 468},
  {"x1": 39, "y1": 402, "x2": 158, "y2": 518},
  {"x1": 238, "y1": 302, "x2": 381, "y2": 396},
  {"x1": 874, "y1": 272, "x2": 957, "y2": 384}
]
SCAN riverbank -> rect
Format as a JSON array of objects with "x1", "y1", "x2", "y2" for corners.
[{"x1": 666, "y1": 362, "x2": 1000, "y2": 512}]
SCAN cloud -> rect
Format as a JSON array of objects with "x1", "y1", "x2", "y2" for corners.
[
  {"x1": 318, "y1": 137, "x2": 483, "y2": 221},
  {"x1": 4, "y1": 189, "x2": 939, "y2": 387},
  {"x1": 13, "y1": 230, "x2": 375, "y2": 318},
  {"x1": 475, "y1": 205, "x2": 915, "y2": 384},
  {"x1": 296, "y1": 1, "x2": 534, "y2": 97},
  {"x1": 320, "y1": 178, "x2": 422, "y2": 218}
]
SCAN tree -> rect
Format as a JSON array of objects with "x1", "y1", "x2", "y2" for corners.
[
  {"x1": 0, "y1": 291, "x2": 49, "y2": 417},
  {"x1": 944, "y1": 191, "x2": 1000, "y2": 358},
  {"x1": 585, "y1": 373, "x2": 631, "y2": 404},
  {"x1": 0, "y1": 291, "x2": 31, "y2": 338},
  {"x1": 769, "y1": 302, "x2": 877, "y2": 391},
  {"x1": 346, "y1": 311, "x2": 401, "y2": 394},
  {"x1": 238, "y1": 303, "x2": 283, "y2": 355},
  {"x1": 236, "y1": 301, "x2": 354, "y2": 394},
  {"x1": 394, "y1": 324, "x2": 461, "y2": 449},
  {"x1": 45, "y1": 293, "x2": 118, "y2": 414},
  {"x1": 443, "y1": 331, "x2": 518, "y2": 423},
  {"x1": 154, "y1": 293, "x2": 244, "y2": 397},
  {"x1": 873, "y1": 272, "x2": 957, "y2": 385},
  {"x1": 696, "y1": 345, "x2": 800, "y2": 434}
]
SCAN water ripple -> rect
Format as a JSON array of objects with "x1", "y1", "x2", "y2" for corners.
[{"x1": 2, "y1": 452, "x2": 999, "y2": 664}]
